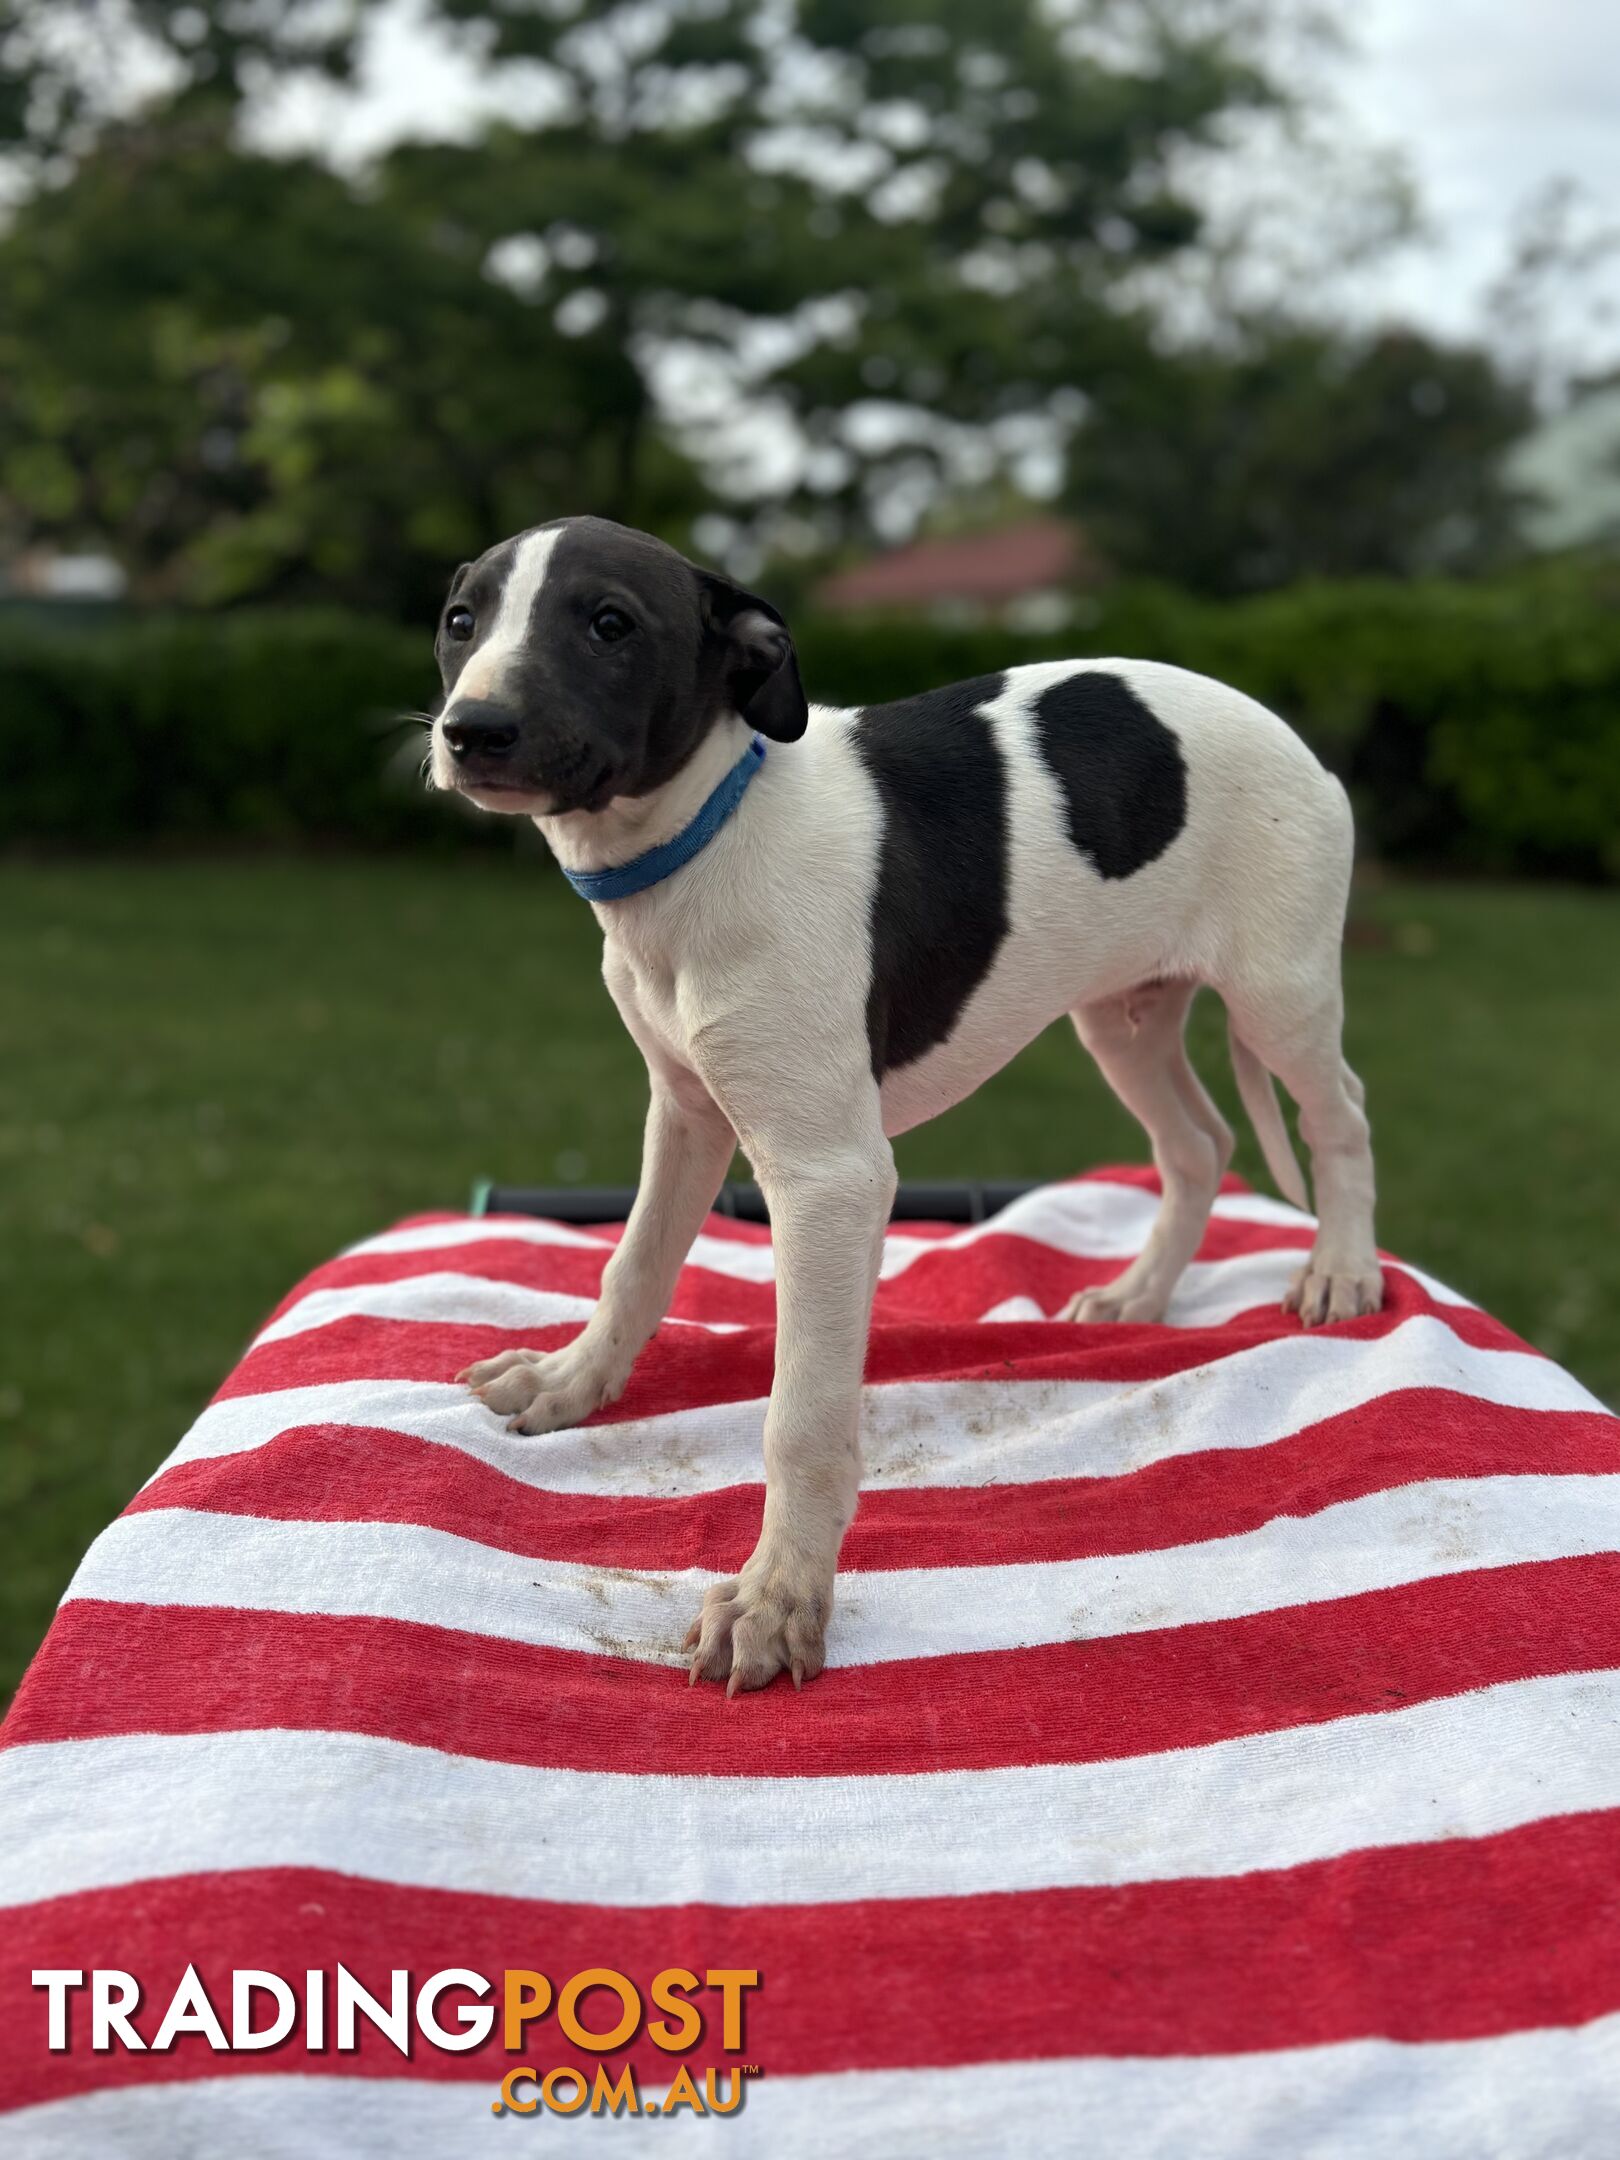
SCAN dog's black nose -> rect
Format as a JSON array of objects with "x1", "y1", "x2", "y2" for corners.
[{"x1": 443, "y1": 702, "x2": 520, "y2": 761}]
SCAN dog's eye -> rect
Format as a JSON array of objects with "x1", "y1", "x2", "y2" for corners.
[
  {"x1": 444, "y1": 605, "x2": 475, "y2": 642},
  {"x1": 589, "y1": 607, "x2": 634, "y2": 646}
]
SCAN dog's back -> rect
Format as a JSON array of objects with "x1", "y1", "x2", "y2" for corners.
[{"x1": 790, "y1": 659, "x2": 1350, "y2": 1141}]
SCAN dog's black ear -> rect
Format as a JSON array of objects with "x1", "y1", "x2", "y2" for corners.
[{"x1": 701, "y1": 577, "x2": 809, "y2": 743}]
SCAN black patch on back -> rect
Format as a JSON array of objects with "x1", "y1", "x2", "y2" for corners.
[
  {"x1": 853, "y1": 674, "x2": 1010, "y2": 1076},
  {"x1": 1033, "y1": 671, "x2": 1187, "y2": 877}
]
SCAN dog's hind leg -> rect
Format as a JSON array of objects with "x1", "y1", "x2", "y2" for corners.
[
  {"x1": 1060, "y1": 980, "x2": 1233, "y2": 1325},
  {"x1": 1221, "y1": 970, "x2": 1382, "y2": 1326}
]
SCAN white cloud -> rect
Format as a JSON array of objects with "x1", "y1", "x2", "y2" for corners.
[{"x1": 1335, "y1": 0, "x2": 1620, "y2": 372}]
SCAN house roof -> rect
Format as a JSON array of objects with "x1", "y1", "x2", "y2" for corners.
[{"x1": 816, "y1": 516, "x2": 1087, "y2": 610}]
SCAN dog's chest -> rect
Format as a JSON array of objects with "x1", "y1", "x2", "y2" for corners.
[
  {"x1": 600, "y1": 928, "x2": 756, "y2": 1092},
  {"x1": 603, "y1": 940, "x2": 687, "y2": 1064}
]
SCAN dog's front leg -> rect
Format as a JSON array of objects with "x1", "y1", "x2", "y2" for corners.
[
  {"x1": 686, "y1": 1111, "x2": 895, "y2": 1694},
  {"x1": 462, "y1": 1081, "x2": 734, "y2": 1434}
]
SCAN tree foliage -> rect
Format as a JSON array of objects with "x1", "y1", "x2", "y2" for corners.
[
  {"x1": 0, "y1": 0, "x2": 1534, "y2": 607},
  {"x1": 1070, "y1": 322, "x2": 1533, "y2": 593},
  {"x1": 0, "y1": 107, "x2": 706, "y2": 612},
  {"x1": 0, "y1": 0, "x2": 1292, "y2": 605}
]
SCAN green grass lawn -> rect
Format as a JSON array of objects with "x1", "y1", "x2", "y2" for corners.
[{"x1": 2, "y1": 855, "x2": 1617, "y2": 1697}]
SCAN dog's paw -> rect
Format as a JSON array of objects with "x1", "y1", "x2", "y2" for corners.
[
  {"x1": 458, "y1": 1349, "x2": 614, "y2": 1434},
  {"x1": 1283, "y1": 1257, "x2": 1385, "y2": 1327},
  {"x1": 684, "y1": 1571, "x2": 830, "y2": 1696},
  {"x1": 457, "y1": 1347, "x2": 541, "y2": 1389},
  {"x1": 1058, "y1": 1283, "x2": 1170, "y2": 1325}
]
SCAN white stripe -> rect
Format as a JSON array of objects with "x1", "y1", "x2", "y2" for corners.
[
  {"x1": 251, "y1": 1273, "x2": 744, "y2": 1349},
  {"x1": 347, "y1": 1214, "x2": 618, "y2": 1258},
  {"x1": 336, "y1": 1182, "x2": 1476, "y2": 1308},
  {"x1": 1046, "y1": 1247, "x2": 1463, "y2": 1327},
  {"x1": 350, "y1": 1215, "x2": 781, "y2": 1280},
  {"x1": 449, "y1": 524, "x2": 561, "y2": 705},
  {"x1": 255, "y1": 1246, "x2": 1465, "y2": 1349},
  {"x1": 66, "y1": 1474, "x2": 1620, "y2": 1668},
  {"x1": 5, "y1": 1669, "x2": 1620, "y2": 1913},
  {"x1": 11, "y1": 2018, "x2": 1620, "y2": 2160},
  {"x1": 151, "y1": 1314, "x2": 1610, "y2": 1503}
]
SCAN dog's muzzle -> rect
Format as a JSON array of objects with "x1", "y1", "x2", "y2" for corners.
[{"x1": 439, "y1": 701, "x2": 620, "y2": 811}]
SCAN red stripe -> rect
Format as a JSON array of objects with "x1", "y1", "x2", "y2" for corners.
[
  {"x1": 218, "y1": 1275, "x2": 1521, "y2": 1405},
  {"x1": 127, "y1": 1395, "x2": 1620, "y2": 1573},
  {"x1": 4, "y1": 1810, "x2": 1618, "y2": 2110},
  {"x1": 251, "y1": 1180, "x2": 1179, "y2": 1330},
  {"x1": 11, "y1": 1556, "x2": 1620, "y2": 1777},
  {"x1": 252, "y1": 1170, "x2": 1194, "y2": 1326},
  {"x1": 247, "y1": 1165, "x2": 1459, "y2": 1344}
]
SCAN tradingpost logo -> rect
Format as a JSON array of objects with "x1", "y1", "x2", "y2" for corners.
[
  {"x1": 494, "y1": 1966, "x2": 760, "y2": 2118},
  {"x1": 34, "y1": 1963, "x2": 762, "y2": 2120}
]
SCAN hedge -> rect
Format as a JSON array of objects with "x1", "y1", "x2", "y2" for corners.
[
  {"x1": 0, "y1": 607, "x2": 448, "y2": 849},
  {"x1": 3, "y1": 557, "x2": 1618, "y2": 875},
  {"x1": 793, "y1": 559, "x2": 1620, "y2": 882}
]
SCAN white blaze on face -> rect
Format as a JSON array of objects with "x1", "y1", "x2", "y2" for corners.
[{"x1": 452, "y1": 523, "x2": 562, "y2": 706}]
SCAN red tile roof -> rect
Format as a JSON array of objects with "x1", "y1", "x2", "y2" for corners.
[{"x1": 817, "y1": 517, "x2": 1086, "y2": 610}]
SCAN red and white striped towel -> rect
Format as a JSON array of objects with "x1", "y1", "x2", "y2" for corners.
[{"x1": 4, "y1": 1170, "x2": 1619, "y2": 2155}]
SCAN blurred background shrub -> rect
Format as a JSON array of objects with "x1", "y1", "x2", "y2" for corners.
[
  {"x1": 6, "y1": 555, "x2": 1618, "y2": 874},
  {"x1": 0, "y1": 606, "x2": 442, "y2": 847}
]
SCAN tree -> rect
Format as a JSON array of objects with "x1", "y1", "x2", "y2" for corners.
[
  {"x1": 0, "y1": 0, "x2": 1294, "y2": 609},
  {"x1": 1067, "y1": 321, "x2": 1533, "y2": 594},
  {"x1": 0, "y1": 108, "x2": 707, "y2": 613}
]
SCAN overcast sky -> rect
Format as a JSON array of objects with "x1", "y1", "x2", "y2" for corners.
[
  {"x1": 1337, "y1": 0, "x2": 1619, "y2": 371},
  {"x1": 262, "y1": 0, "x2": 1620, "y2": 388}
]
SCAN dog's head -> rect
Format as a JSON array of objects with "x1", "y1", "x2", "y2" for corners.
[{"x1": 430, "y1": 516, "x2": 807, "y2": 815}]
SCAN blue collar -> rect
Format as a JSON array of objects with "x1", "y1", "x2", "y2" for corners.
[{"x1": 559, "y1": 734, "x2": 767, "y2": 903}]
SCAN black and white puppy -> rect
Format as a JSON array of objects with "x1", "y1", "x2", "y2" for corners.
[{"x1": 431, "y1": 515, "x2": 1382, "y2": 1694}]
